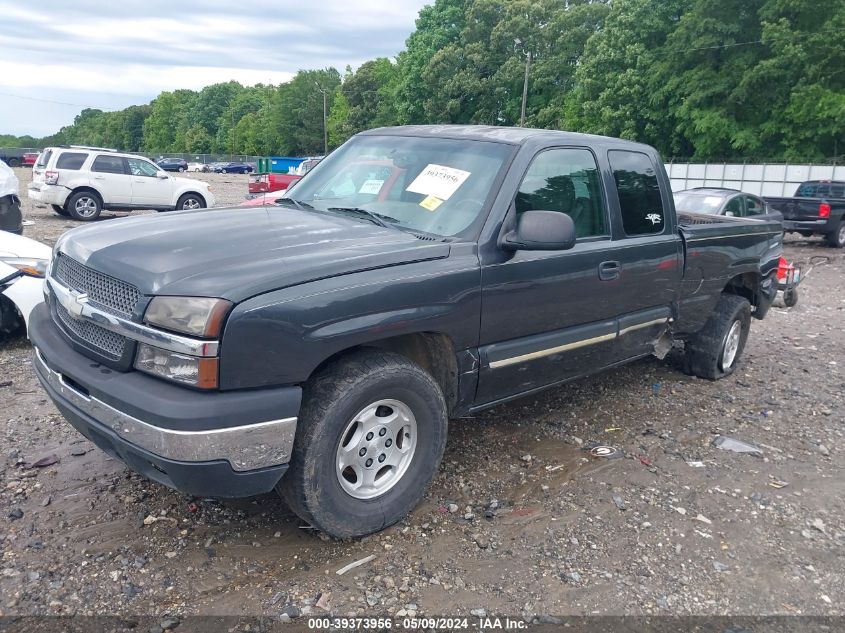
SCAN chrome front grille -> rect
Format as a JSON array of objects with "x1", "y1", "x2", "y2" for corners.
[
  {"x1": 53, "y1": 254, "x2": 140, "y2": 318},
  {"x1": 55, "y1": 303, "x2": 127, "y2": 360}
]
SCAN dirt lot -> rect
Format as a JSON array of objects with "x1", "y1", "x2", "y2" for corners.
[{"x1": 2, "y1": 167, "x2": 844, "y2": 621}]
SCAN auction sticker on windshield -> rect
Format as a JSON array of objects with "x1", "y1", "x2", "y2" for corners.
[
  {"x1": 419, "y1": 195, "x2": 444, "y2": 211},
  {"x1": 406, "y1": 164, "x2": 471, "y2": 200},
  {"x1": 359, "y1": 179, "x2": 384, "y2": 195}
]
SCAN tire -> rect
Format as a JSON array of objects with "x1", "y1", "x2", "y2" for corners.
[
  {"x1": 279, "y1": 350, "x2": 448, "y2": 538},
  {"x1": 175, "y1": 193, "x2": 206, "y2": 211},
  {"x1": 7, "y1": 158, "x2": 20, "y2": 168},
  {"x1": 51, "y1": 204, "x2": 69, "y2": 217},
  {"x1": 684, "y1": 294, "x2": 751, "y2": 380},
  {"x1": 178, "y1": 166, "x2": 185, "y2": 172},
  {"x1": 241, "y1": 168, "x2": 248, "y2": 174},
  {"x1": 66, "y1": 191, "x2": 102, "y2": 221},
  {"x1": 824, "y1": 221, "x2": 845, "y2": 248},
  {"x1": 783, "y1": 287, "x2": 799, "y2": 308}
]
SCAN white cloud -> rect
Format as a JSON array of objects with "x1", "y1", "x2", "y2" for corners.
[{"x1": 0, "y1": 0, "x2": 430, "y2": 135}]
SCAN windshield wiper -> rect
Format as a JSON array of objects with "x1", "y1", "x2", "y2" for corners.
[
  {"x1": 275, "y1": 197, "x2": 314, "y2": 210},
  {"x1": 327, "y1": 207, "x2": 401, "y2": 230}
]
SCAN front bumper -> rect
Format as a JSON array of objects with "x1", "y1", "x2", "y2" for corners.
[
  {"x1": 782, "y1": 218, "x2": 835, "y2": 234},
  {"x1": 29, "y1": 303, "x2": 301, "y2": 497}
]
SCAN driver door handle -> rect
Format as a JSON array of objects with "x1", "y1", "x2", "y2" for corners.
[{"x1": 599, "y1": 260, "x2": 621, "y2": 281}]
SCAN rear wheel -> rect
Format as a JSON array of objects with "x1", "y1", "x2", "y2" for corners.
[
  {"x1": 178, "y1": 166, "x2": 185, "y2": 172},
  {"x1": 279, "y1": 351, "x2": 448, "y2": 538},
  {"x1": 66, "y1": 191, "x2": 102, "y2": 221},
  {"x1": 175, "y1": 193, "x2": 205, "y2": 211},
  {"x1": 825, "y1": 221, "x2": 845, "y2": 248},
  {"x1": 51, "y1": 204, "x2": 69, "y2": 216},
  {"x1": 7, "y1": 158, "x2": 20, "y2": 168},
  {"x1": 684, "y1": 294, "x2": 751, "y2": 380}
]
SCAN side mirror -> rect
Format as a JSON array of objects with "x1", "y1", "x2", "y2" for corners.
[
  {"x1": 725, "y1": 211, "x2": 735, "y2": 217},
  {"x1": 502, "y1": 210, "x2": 576, "y2": 251},
  {"x1": 156, "y1": 171, "x2": 169, "y2": 179}
]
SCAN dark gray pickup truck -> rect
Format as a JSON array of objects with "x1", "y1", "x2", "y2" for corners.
[
  {"x1": 30, "y1": 126, "x2": 782, "y2": 538},
  {"x1": 765, "y1": 180, "x2": 845, "y2": 247}
]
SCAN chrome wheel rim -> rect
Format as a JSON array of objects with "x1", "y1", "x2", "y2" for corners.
[
  {"x1": 74, "y1": 196, "x2": 98, "y2": 218},
  {"x1": 721, "y1": 320, "x2": 741, "y2": 369},
  {"x1": 182, "y1": 198, "x2": 201, "y2": 210},
  {"x1": 335, "y1": 399, "x2": 417, "y2": 500},
  {"x1": 838, "y1": 224, "x2": 845, "y2": 245}
]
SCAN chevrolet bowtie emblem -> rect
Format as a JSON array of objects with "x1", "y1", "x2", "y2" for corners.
[{"x1": 68, "y1": 290, "x2": 89, "y2": 317}]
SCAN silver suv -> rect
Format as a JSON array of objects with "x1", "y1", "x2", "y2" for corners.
[{"x1": 29, "y1": 146, "x2": 215, "y2": 221}]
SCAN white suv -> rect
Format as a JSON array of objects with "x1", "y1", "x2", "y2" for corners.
[{"x1": 28, "y1": 146, "x2": 215, "y2": 221}]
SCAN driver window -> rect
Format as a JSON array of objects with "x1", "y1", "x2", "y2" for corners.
[
  {"x1": 744, "y1": 196, "x2": 764, "y2": 216},
  {"x1": 127, "y1": 158, "x2": 160, "y2": 177},
  {"x1": 515, "y1": 148, "x2": 607, "y2": 238},
  {"x1": 724, "y1": 197, "x2": 743, "y2": 217}
]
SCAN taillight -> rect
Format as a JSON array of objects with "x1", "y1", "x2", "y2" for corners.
[
  {"x1": 819, "y1": 203, "x2": 831, "y2": 218},
  {"x1": 777, "y1": 256, "x2": 789, "y2": 282},
  {"x1": 45, "y1": 170, "x2": 59, "y2": 185}
]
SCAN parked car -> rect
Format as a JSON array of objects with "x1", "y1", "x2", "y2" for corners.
[
  {"x1": 216, "y1": 162, "x2": 254, "y2": 174},
  {"x1": 23, "y1": 152, "x2": 39, "y2": 167},
  {"x1": 0, "y1": 160, "x2": 23, "y2": 234},
  {"x1": 157, "y1": 158, "x2": 189, "y2": 172},
  {"x1": 248, "y1": 158, "x2": 321, "y2": 195},
  {"x1": 0, "y1": 231, "x2": 50, "y2": 338},
  {"x1": 30, "y1": 125, "x2": 781, "y2": 539},
  {"x1": 764, "y1": 180, "x2": 845, "y2": 247},
  {"x1": 187, "y1": 162, "x2": 209, "y2": 173},
  {"x1": 674, "y1": 188, "x2": 782, "y2": 223},
  {"x1": 28, "y1": 146, "x2": 214, "y2": 221},
  {"x1": 0, "y1": 149, "x2": 26, "y2": 168}
]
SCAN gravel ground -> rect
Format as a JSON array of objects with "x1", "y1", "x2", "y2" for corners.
[{"x1": 1, "y1": 167, "x2": 844, "y2": 620}]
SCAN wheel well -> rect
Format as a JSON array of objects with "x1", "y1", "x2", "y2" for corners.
[
  {"x1": 723, "y1": 272, "x2": 760, "y2": 308},
  {"x1": 310, "y1": 333, "x2": 459, "y2": 413},
  {"x1": 69, "y1": 187, "x2": 102, "y2": 204},
  {"x1": 178, "y1": 191, "x2": 206, "y2": 205}
]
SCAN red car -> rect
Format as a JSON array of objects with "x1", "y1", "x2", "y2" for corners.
[
  {"x1": 23, "y1": 153, "x2": 39, "y2": 167},
  {"x1": 248, "y1": 158, "x2": 321, "y2": 195}
]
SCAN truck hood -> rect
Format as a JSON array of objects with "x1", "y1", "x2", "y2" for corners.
[{"x1": 56, "y1": 206, "x2": 450, "y2": 302}]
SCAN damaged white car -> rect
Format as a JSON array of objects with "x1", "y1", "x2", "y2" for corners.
[{"x1": 0, "y1": 231, "x2": 50, "y2": 338}]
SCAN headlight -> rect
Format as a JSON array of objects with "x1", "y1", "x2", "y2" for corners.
[
  {"x1": 144, "y1": 296, "x2": 231, "y2": 337},
  {"x1": 135, "y1": 343, "x2": 219, "y2": 389},
  {"x1": 0, "y1": 257, "x2": 49, "y2": 278}
]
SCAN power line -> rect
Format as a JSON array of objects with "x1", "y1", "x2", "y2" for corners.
[{"x1": 0, "y1": 91, "x2": 116, "y2": 111}]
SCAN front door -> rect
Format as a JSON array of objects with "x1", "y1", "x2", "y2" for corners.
[
  {"x1": 476, "y1": 147, "x2": 620, "y2": 404},
  {"x1": 128, "y1": 158, "x2": 172, "y2": 207}
]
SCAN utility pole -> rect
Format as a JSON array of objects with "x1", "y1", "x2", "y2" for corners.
[
  {"x1": 315, "y1": 82, "x2": 328, "y2": 156},
  {"x1": 231, "y1": 107, "x2": 235, "y2": 159},
  {"x1": 519, "y1": 50, "x2": 531, "y2": 127}
]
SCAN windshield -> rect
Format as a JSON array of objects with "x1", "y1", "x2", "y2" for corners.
[
  {"x1": 673, "y1": 192, "x2": 725, "y2": 214},
  {"x1": 286, "y1": 135, "x2": 514, "y2": 237}
]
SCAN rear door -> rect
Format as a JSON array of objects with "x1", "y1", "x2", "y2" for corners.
[
  {"x1": 127, "y1": 157, "x2": 172, "y2": 207},
  {"x1": 90, "y1": 154, "x2": 131, "y2": 204},
  {"x1": 605, "y1": 149, "x2": 682, "y2": 358}
]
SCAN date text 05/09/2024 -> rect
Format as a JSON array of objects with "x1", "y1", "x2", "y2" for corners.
[{"x1": 306, "y1": 616, "x2": 528, "y2": 630}]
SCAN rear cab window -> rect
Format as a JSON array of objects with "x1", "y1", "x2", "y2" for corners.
[
  {"x1": 55, "y1": 152, "x2": 88, "y2": 170},
  {"x1": 608, "y1": 150, "x2": 665, "y2": 235},
  {"x1": 796, "y1": 182, "x2": 845, "y2": 198}
]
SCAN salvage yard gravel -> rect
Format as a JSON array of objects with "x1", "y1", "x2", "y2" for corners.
[{"x1": 1, "y1": 167, "x2": 843, "y2": 619}]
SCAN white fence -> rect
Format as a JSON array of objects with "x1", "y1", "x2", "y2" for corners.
[{"x1": 666, "y1": 163, "x2": 845, "y2": 197}]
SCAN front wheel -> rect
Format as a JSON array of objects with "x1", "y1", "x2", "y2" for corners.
[
  {"x1": 175, "y1": 193, "x2": 205, "y2": 211},
  {"x1": 177, "y1": 166, "x2": 185, "y2": 172},
  {"x1": 684, "y1": 294, "x2": 751, "y2": 380},
  {"x1": 280, "y1": 351, "x2": 448, "y2": 538},
  {"x1": 825, "y1": 221, "x2": 845, "y2": 248}
]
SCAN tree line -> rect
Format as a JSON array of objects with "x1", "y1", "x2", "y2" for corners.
[{"x1": 3, "y1": 0, "x2": 843, "y2": 162}]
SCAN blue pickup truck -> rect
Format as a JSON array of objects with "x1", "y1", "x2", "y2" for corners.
[{"x1": 30, "y1": 126, "x2": 781, "y2": 538}]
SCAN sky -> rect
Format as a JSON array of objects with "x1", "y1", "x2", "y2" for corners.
[{"x1": 0, "y1": 0, "x2": 431, "y2": 137}]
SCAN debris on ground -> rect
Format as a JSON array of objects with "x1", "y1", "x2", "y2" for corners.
[
  {"x1": 712, "y1": 435, "x2": 763, "y2": 457},
  {"x1": 335, "y1": 555, "x2": 376, "y2": 576}
]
